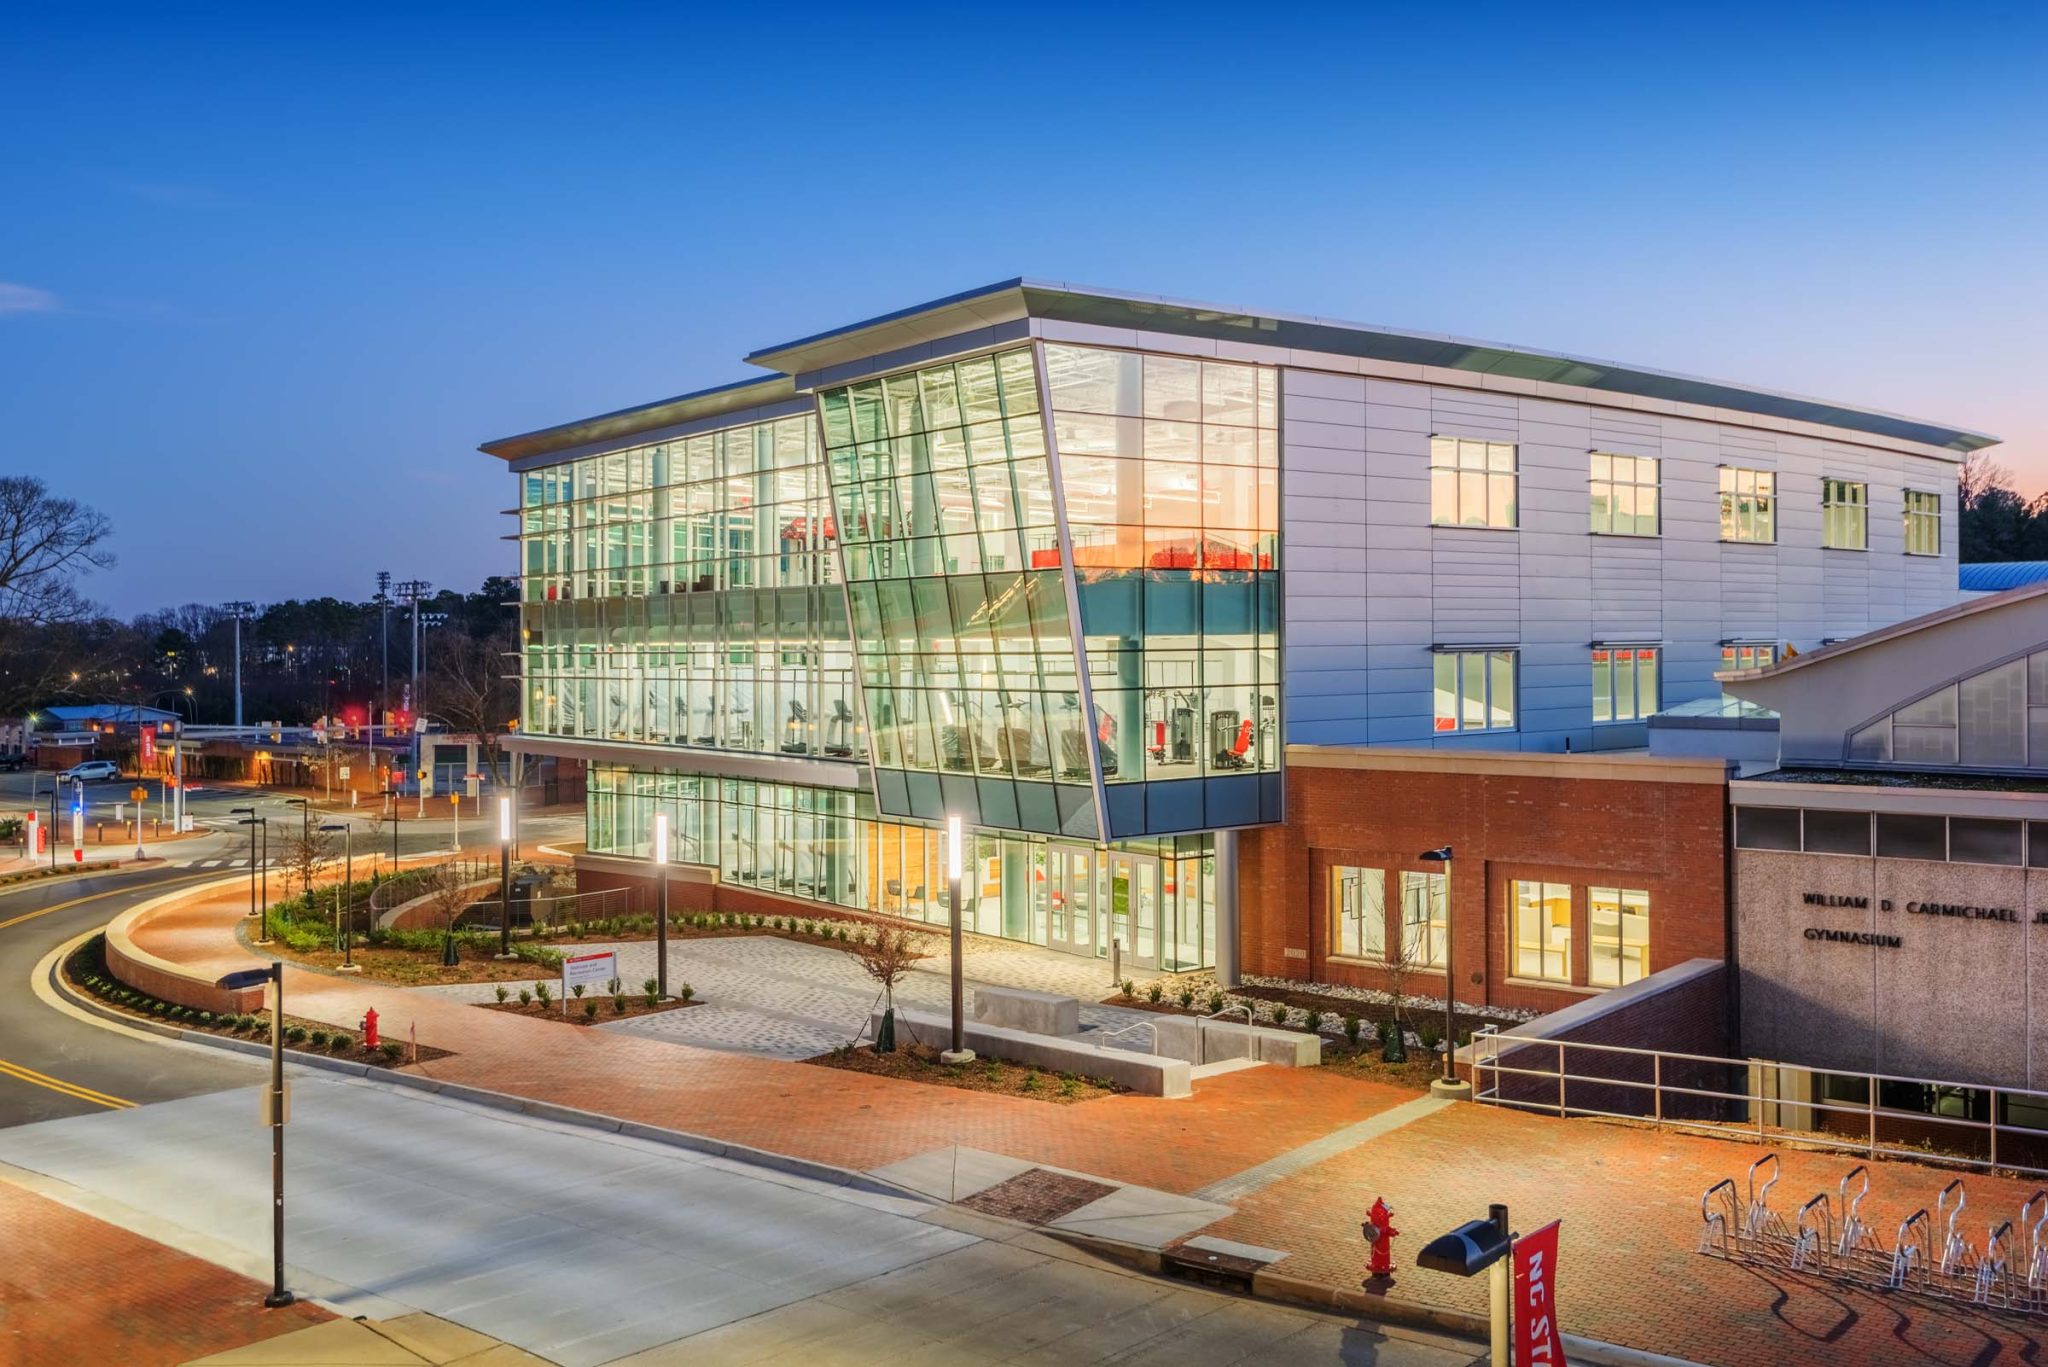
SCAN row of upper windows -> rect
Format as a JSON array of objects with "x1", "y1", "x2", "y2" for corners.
[
  {"x1": 1428, "y1": 438, "x2": 1946, "y2": 554},
  {"x1": 1432, "y1": 643, "x2": 1774, "y2": 734}
]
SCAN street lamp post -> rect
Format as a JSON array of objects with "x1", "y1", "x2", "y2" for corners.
[
  {"x1": 321, "y1": 822, "x2": 357, "y2": 971},
  {"x1": 223, "y1": 601, "x2": 255, "y2": 729},
  {"x1": 940, "y1": 814, "x2": 973, "y2": 1065},
  {"x1": 652, "y1": 810, "x2": 669, "y2": 999},
  {"x1": 236, "y1": 813, "x2": 271, "y2": 941},
  {"x1": 495, "y1": 796, "x2": 514, "y2": 961},
  {"x1": 216, "y1": 962, "x2": 293, "y2": 1309},
  {"x1": 1419, "y1": 845, "x2": 1470, "y2": 1099},
  {"x1": 286, "y1": 796, "x2": 309, "y2": 846}
]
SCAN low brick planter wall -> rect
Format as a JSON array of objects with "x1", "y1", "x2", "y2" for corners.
[{"x1": 103, "y1": 879, "x2": 266, "y2": 1016}]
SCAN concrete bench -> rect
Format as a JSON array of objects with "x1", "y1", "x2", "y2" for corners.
[
  {"x1": 972, "y1": 985, "x2": 1081, "y2": 1037},
  {"x1": 872, "y1": 1008, "x2": 1191, "y2": 1098},
  {"x1": 1150, "y1": 1015, "x2": 1322, "y2": 1068}
]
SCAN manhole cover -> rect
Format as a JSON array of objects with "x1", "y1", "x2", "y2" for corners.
[{"x1": 958, "y1": 1168, "x2": 1118, "y2": 1225}]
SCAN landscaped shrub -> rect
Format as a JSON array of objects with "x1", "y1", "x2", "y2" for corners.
[
  {"x1": 571, "y1": 983, "x2": 585, "y2": 999},
  {"x1": 1020, "y1": 1068, "x2": 1040, "y2": 1093},
  {"x1": 198, "y1": 1011, "x2": 214, "y2": 1026},
  {"x1": 151, "y1": 1001, "x2": 168, "y2": 1015},
  {"x1": 494, "y1": 984, "x2": 509, "y2": 1003},
  {"x1": 1177, "y1": 984, "x2": 1195, "y2": 1010},
  {"x1": 679, "y1": 983, "x2": 694, "y2": 1001},
  {"x1": 610, "y1": 994, "x2": 626, "y2": 1015},
  {"x1": 1059, "y1": 1074, "x2": 1079, "y2": 1098},
  {"x1": 518, "y1": 987, "x2": 532, "y2": 1006},
  {"x1": 327, "y1": 1033, "x2": 349, "y2": 1053},
  {"x1": 1120, "y1": 978, "x2": 1135, "y2": 1000},
  {"x1": 1417, "y1": 1021, "x2": 1442, "y2": 1051},
  {"x1": 582, "y1": 999, "x2": 598, "y2": 1021},
  {"x1": 1208, "y1": 989, "x2": 1224, "y2": 1012},
  {"x1": 309, "y1": 1030, "x2": 329, "y2": 1048},
  {"x1": 1304, "y1": 1008, "x2": 1325, "y2": 1035},
  {"x1": 284, "y1": 1025, "x2": 307, "y2": 1045},
  {"x1": 1344, "y1": 1015, "x2": 1362, "y2": 1046},
  {"x1": 1146, "y1": 982, "x2": 1163, "y2": 1004},
  {"x1": 378, "y1": 1041, "x2": 404, "y2": 1062},
  {"x1": 238, "y1": 1014, "x2": 259, "y2": 1033},
  {"x1": 535, "y1": 982, "x2": 552, "y2": 1007},
  {"x1": 605, "y1": 977, "x2": 621, "y2": 996},
  {"x1": 643, "y1": 978, "x2": 659, "y2": 1008}
]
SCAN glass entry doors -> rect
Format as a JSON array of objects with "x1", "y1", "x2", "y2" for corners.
[
  {"x1": 1046, "y1": 846, "x2": 1095, "y2": 957},
  {"x1": 1105, "y1": 852, "x2": 1160, "y2": 971}
]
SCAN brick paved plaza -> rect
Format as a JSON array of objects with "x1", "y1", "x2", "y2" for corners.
[{"x1": 103, "y1": 876, "x2": 2048, "y2": 1365}]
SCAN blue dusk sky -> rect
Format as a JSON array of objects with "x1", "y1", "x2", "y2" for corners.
[{"x1": 3, "y1": 3, "x2": 2043, "y2": 616}]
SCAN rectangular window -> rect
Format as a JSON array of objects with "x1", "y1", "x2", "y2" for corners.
[
  {"x1": 1331, "y1": 865, "x2": 1386, "y2": 959},
  {"x1": 1430, "y1": 436, "x2": 1518, "y2": 529},
  {"x1": 1588, "y1": 887, "x2": 1649, "y2": 987},
  {"x1": 1904, "y1": 490, "x2": 1942, "y2": 556},
  {"x1": 1875, "y1": 813, "x2": 1946, "y2": 861},
  {"x1": 1734, "y1": 806, "x2": 1801, "y2": 850},
  {"x1": 1718, "y1": 467, "x2": 1777, "y2": 543},
  {"x1": 1721, "y1": 643, "x2": 1775, "y2": 673},
  {"x1": 1433, "y1": 650, "x2": 1517, "y2": 733},
  {"x1": 1400, "y1": 870, "x2": 1448, "y2": 968},
  {"x1": 1592, "y1": 646, "x2": 1660, "y2": 723},
  {"x1": 1589, "y1": 453, "x2": 1660, "y2": 536},
  {"x1": 1802, "y1": 808, "x2": 1871, "y2": 856},
  {"x1": 1822, "y1": 479, "x2": 1868, "y2": 550},
  {"x1": 1949, "y1": 817, "x2": 2022, "y2": 866},
  {"x1": 1511, "y1": 880, "x2": 1572, "y2": 982}
]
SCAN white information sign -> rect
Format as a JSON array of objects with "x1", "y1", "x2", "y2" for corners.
[{"x1": 562, "y1": 950, "x2": 618, "y2": 997}]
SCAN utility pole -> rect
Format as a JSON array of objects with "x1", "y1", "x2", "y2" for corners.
[
  {"x1": 375, "y1": 570, "x2": 391, "y2": 737},
  {"x1": 224, "y1": 601, "x2": 255, "y2": 728},
  {"x1": 395, "y1": 579, "x2": 431, "y2": 809}
]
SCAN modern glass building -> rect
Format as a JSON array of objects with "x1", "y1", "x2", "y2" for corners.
[{"x1": 487, "y1": 279, "x2": 1990, "y2": 981}]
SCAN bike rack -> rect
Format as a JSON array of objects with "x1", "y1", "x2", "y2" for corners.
[
  {"x1": 1745, "y1": 1154, "x2": 1787, "y2": 1244},
  {"x1": 1891, "y1": 1209, "x2": 1932, "y2": 1292},
  {"x1": 1976, "y1": 1220, "x2": 2015, "y2": 1307},
  {"x1": 1937, "y1": 1179, "x2": 1970, "y2": 1279},
  {"x1": 1792, "y1": 1193, "x2": 1833, "y2": 1273},
  {"x1": 1700, "y1": 1178, "x2": 1740, "y2": 1258}
]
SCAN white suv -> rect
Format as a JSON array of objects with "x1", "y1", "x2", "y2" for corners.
[{"x1": 57, "y1": 760, "x2": 120, "y2": 782}]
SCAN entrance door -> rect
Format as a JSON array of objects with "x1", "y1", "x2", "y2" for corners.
[
  {"x1": 1046, "y1": 845, "x2": 1095, "y2": 957},
  {"x1": 1106, "y1": 853, "x2": 1161, "y2": 971}
]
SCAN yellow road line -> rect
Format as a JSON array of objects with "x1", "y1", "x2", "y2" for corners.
[
  {"x1": 0, "y1": 1058, "x2": 135, "y2": 1109},
  {"x1": 0, "y1": 871, "x2": 222, "y2": 932}
]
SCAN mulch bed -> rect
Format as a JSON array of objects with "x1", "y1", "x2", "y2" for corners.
[
  {"x1": 64, "y1": 937, "x2": 452, "y2": 1068},
  {"x1": 958, "y1": 1169, "x2": 1118, "y2": 1224},
  {"x1": 478, "y1": 996, "x2": 703, "y2": 1026},
  {"x1": 802, "y1": 1041, "x2": 1127, "y2": 1104},
  {"x1": 278, "y1": 945, "x2": 557, "y2": 987}
]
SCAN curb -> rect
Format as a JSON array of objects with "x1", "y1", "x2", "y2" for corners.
[
  {"x1": 1043, "y1": 1231, "x2": 1702, "y2": 1367},
  {"x1": 48, "y1": 945, "x2": 925, "y2": 1206}
]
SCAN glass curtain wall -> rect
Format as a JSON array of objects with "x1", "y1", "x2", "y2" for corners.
[
  {"x1": 820, "y1": 348, "x2": 1099, "y2": 838},
  {"x1": 518, "y1": 415, "x2": 863, "y2": 760},
  {"x1": 587, "y1": 764, "x2": 1215, "y2": 967},
  {"x1": 1044, "y1": 343, "x2": 1283, "y2": 819}
]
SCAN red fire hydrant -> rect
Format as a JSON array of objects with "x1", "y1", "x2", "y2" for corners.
[
  {"x1": 1362, "y1": 1197, "x2": 1399, "y2": 1278},
  {"x1": 362, "y1": 1007, "x2": 380, "y2": 1049}
]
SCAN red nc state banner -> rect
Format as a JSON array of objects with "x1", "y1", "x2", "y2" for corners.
[{"x1": 1513, "y1": 1220, "x2": 1566, "y2": 1366}]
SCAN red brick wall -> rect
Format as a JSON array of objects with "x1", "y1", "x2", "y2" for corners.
[{"x1": 1240, "y1": 756, "x2": 1728, "y2": 1016}]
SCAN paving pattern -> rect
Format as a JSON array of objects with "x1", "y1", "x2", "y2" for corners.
[{"x1": 416, "y1": 934, "x2": 1166, "y2": 1062}]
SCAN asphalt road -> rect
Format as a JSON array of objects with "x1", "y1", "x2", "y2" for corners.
[
  {"x1": 0, "y1": 863, "x2": 263, "y2": 1127},
  {"x1": 0, "y1": 779, "x2": 580, "y2": 1129}
]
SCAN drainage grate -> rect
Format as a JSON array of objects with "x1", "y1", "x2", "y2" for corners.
[
  {"x1": 1162, "y1": 1244, "x2": 1263, "y2": 1292},
  {"x1": 958, "y1": 1168, "x2": 1118, "y2": 1225}
]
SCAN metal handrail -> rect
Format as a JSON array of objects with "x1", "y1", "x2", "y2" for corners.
[
  {"x1": 1197, "y1": 1002, "x2": 1255, "y2": 1065},
  {"x1": 1467, "y1": 1028, "x2": 2048, "y2": 1180},
  {"x1": 1090, "y1": 1020, "x2": 1159, "y2": 1053}
]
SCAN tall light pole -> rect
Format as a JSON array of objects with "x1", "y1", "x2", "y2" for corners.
[
  {"x1": 1420, "y1": 845, "x2": 1469, "y2": 1099},
  {"x1": 496, "y1": 796, "x2": 515, "y2": 961},
  {"x1": 223, "y1": 601, "x2": 255, "y2": 728},
  {"x1": 652, "y1": 810, "x2": 669, "y2": 999},
  {"x1": 216, "y1": 961, "x2": 293, "y2": 1309},
  {"x1": 941, "y1": 814, "x2": 973, "y2": 1064},
  {"x1": 376, "y1": 570, "x2": 391, "y2": 738},
  {"x1": 285, "y1": 796, "x2": 309, "y2": 846},
  {"x1": 321, "y1": 821, "x2": 358, "y2": 972},
  {"x1": 236, "y1": 811, "x2": 270, "y2": 942}
]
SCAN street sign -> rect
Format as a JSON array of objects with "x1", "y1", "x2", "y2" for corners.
[
  {"x1": 338, "y1": 766, "x2": 351, "y2": 781},
  {"x1": 130, "y1": 786, "x2": 149, "y2": 803},
  {"x1": 562, "y1": 950, "x2": 617, "y2": 997},
  {"x1": 464, "y1": 772, "x2": 480, "y2": 798}
]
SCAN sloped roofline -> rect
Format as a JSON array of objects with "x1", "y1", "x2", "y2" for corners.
[{"x1": 1718, "y1": 580, "x2": 2048, "y2": 684}]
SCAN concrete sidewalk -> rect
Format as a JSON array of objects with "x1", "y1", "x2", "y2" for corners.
[{"x1": 117, "y1": 878, "x2": 2048, "y2": 1367}]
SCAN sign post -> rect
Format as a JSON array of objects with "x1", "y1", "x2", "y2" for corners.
[
  {"x1": 562, "y1": 949, "x2": 618, "y2": 1013},
  {"x1": 130, "y1": 785, "x2": 148, "y2": 859}
]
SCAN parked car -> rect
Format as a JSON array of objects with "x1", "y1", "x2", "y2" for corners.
[
  {"x1": 57, "y1": 759, "x2": 120, "y2": 782},
  {"x1": 0, "y1": 753, "x2": 26, "y2": 772}
]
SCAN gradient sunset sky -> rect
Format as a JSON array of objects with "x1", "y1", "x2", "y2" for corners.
[{"x1": 4, "y1": 3, "x2": 2042, "y2": 616}]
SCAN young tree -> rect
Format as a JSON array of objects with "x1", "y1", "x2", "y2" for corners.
[
  {"x1": 282, "y1": 827, "x2": 337, "y2": 902},
  {"x1": 852, "y1": 925, "x2": 930, "y2": 1053},
  {"x1": 422, "y1": 623, "x2": 521, "y2": 789},
  {"x1": 424, "y1": 860, "x2": 480, "y2": 966}
]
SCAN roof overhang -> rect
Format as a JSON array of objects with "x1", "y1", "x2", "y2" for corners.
[{"x1": 479, "y1": 374, "x2": 798, "y2": 465}]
